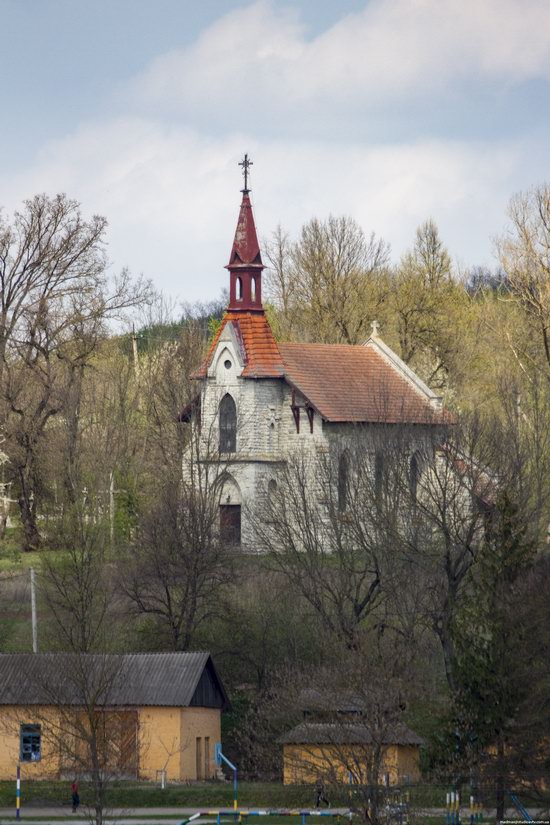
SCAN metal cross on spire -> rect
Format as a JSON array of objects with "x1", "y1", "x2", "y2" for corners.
[{"x1": 239, "y1": 153, "x2": 253, "y2": 193}]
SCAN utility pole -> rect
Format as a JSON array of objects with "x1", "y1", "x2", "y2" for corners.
[
  {"x1": 131, "y1": 325, "x2": 140, "y2": 378},
  {"x1": 109, "y1": 471, "x2": 115, "y2": 546},
  {"x1": 30, "y1": 567, "x2": 38, "y2": 653}
]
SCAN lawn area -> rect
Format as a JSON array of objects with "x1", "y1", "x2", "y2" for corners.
[
  {"x1": 0, "y1": 781, "x2": 341, "y2": 810},
  {"x1": 0, "y1": 779, "x2": 461, "y2": 825}
]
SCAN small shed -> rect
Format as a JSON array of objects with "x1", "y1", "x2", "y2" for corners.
[
  {"x1": 278, "y1": 689, "x2": 423, "y2": 786},
  {"x1": 0, "y1": 651, "x2": 229, "y2": 782},
  {"x1": 279, "y1": 721, "x2": 423, "y2": 786}
]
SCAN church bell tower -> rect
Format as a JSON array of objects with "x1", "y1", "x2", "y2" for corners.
[{"x1": 226, "y1": 154, "x2": 264, "y2": 312}]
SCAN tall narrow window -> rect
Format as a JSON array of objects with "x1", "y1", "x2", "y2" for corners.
[
  {"x1": 219, "y1": 394, "x2": 237, "y2": 452},
  {"x1": 250, "y1": 276, "x2": 256, "y2": 302},
  {"x1": 338, "y1": 452, "x2": 349, "y2": 512},
  {"x1": 374, "y1": 451, "x2": 384, "y2": 501},
  {"x1": 236, "y1": 277, "x2": 243, "y2": 300},
  {"x1": 409, "y1": 451, "x2": 421, "y2": 505}
]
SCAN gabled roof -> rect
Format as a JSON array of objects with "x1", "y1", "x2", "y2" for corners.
[
  {"x1": 278, "y1": 721, "x2": 424, "y2": 747},
  {"x1": 279, "y1": 339, "x2": 451, "y2": 424},
  {"x1": 193, "y1": 311, "x2": 284, "y2": 379},
  {"x1": 0, "y1": 651, "x2": 229, "y2": 709},
  {"x1": 193, "y1": 311, "x2": 452, "y2": 425}
]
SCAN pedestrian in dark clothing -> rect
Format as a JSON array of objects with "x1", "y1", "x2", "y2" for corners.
[
  {"x1": 315, "y1": 776, "x2": 330, "y2": 808},
  {"x1": 71, "y1": 781, "x2": 80, "y2": 813}
]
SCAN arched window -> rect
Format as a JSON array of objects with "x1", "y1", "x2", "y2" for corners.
[
  {"x1": 219, "y1": 394, "x2": 237, "y2": 453},
  {"x1": 236, "y1": 277, "x2": 243, "y2": 301},
  {"x1": 338, "y1": 452, "x2": 349, "y2": 512},
  {"x1": 250, "y1": 276, "x2": 256, "y2": 302}
]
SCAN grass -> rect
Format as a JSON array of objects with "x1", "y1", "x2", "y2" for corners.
[
  {"x1": 0, "y1": 525, "x2": 42, "y2": 572},
  {"x1": 0, "y1": 781, "x2": 339, "y2": 810},
  {"x1": 0, "y1": 779, "x2": 453, "y2": 810}
]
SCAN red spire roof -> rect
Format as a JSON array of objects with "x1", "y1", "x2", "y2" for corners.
[{"x1": 227, "y1": 193, "x2": 263, "y2": 270}]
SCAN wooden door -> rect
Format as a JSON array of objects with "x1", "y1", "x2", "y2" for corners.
[
  {"x1": 204, "y1": 736, "x2": 210, "y2": 778},
  {"x1": 196, "y1": 737, "x2": 203, "y2": 780},
  {"x1": 220, "y1": 505, "x2": 241, "y2": 546}
]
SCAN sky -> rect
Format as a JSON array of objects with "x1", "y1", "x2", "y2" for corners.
[{"x1": 1, "y1": 0, "x2": 550, "y2": 303}]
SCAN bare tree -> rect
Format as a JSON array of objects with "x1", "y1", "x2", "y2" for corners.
[
  {"x1": 263, "y1": 225, "x2": 298, "y2": 338},
  {"x1": 252, "y1": 436, "x2": 410, "y2": 649},
  {"x1": 498, "y1": 184, "x2": 550, "y2": 371},
  {"x1": 19, "y1": 512, "x2": 135, "y2": 825},
  {"x1": 0, "y1": 193, "x2": 149, "y2": 549},
  {"x1": 0, "y1": 194, "x2": 106, "y2": 377},
  {"x1": 286, "y1": 216, "x2": 389, "y2": 344},
  {"x1": 120, "y1": 429, "x2": 235, "y2": 650},
  {"x1": 272, "y1": 630, "x2": 426, "y2": 825}
]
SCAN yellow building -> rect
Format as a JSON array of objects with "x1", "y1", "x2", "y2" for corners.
[
  {"x1": 0, "y1": 651, "x2": 229, "y2": 782},
  {"x1": 280, "y1": 723, "x2": 423, "y2": 786}
]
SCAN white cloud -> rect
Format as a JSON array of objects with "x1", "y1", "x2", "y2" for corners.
[
  {"x1": 0, "y1": 116, "x2": 523, "y2": 302},
  {"x1": 125, "y1": 0, "x2": 550, "y2": 122},
  {"x1": 0, "y1": 0, "x2": 545, "y2": 303}
]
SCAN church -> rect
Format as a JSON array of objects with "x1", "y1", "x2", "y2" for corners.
[{"x1": 185, "y1": 160, "x2": 451, "y2": 552}]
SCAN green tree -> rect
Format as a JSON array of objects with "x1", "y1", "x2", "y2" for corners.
[
  {"x1": 452, "y1": 493, "x2": 536, "y2": 821},
  {"x1": 391, "y1": 219, "x2": 467, "y2": 387}
]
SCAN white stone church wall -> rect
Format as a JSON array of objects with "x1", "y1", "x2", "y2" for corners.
[{"x1": 187, "y1": 333, "x2": 447, "y2": 551}]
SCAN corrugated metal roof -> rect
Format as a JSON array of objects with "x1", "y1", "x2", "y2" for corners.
[
  {"x1": 278, "y1": 722, "x2": 424, "y2": 747},
  {"x1": 0, "y1": 652, "x2": 229, "y2": 709}
]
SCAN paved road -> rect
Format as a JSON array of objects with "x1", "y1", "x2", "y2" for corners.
[
  {"x1": 0, "y1": 808, "x2": 351, "y2": 825},
  {"x1": 0, "y1": 807, "x2": 547, "y2": 824}
]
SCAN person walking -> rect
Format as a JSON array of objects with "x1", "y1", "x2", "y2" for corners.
[
  {"x1": 315, "y1": 776, "x2": 330, "y2": 808},
  {"x1": 71, "y1": 780, "x2": 80, "y2": 813}
]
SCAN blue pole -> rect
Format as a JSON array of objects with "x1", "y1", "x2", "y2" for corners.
[
  {"x1": 16, "y1": 765, "x2": 20, "y2": 821},
  {"x1": 510, "y1": 794, "x2": 533, "y2": 823},
  {"x1": 218, "y1": 751, "x2": 238, "y2": 820}
]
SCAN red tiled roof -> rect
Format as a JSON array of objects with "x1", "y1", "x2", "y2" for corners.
[
  {"x1": 279, "y1": 342, "x2": 451, "y2": 424},
  {"x1": 194, "y1": 312, "x2": 451, "y2": 424},
  {"x1": 193, "y1": 311, "x2": 285, "y2": 379}
]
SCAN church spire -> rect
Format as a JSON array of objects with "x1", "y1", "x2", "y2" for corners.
[{"x1": 226, "y1": 155, "x2": 264, "y2": 311}]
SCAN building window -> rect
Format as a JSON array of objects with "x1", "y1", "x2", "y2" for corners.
[
  {"x1": 338, "y1": 452, "x2": 349, "y2": 512},
  {"x1": 236, "y1": 277, "x2": 243, "y2": 301},
  {"x1": 409, "y1": 451, "x2": 421, "y2": 504},
  {"x1": 20, "y1": 724, "x2": 41, "y2": 762},
  {"x1": 220, "y1": 504, "x2": 241, "y2": 546},
  {"x1": 375, "y1": 451, "x2": 384, "y2": 500},
  {"x1": 219, "y1": 394, "x2": 237, "y2": 453}
]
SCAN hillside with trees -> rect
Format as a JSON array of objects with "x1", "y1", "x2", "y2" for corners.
[{"x1": 1, "y1": 188, "x2": 549, "y2": 821}]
